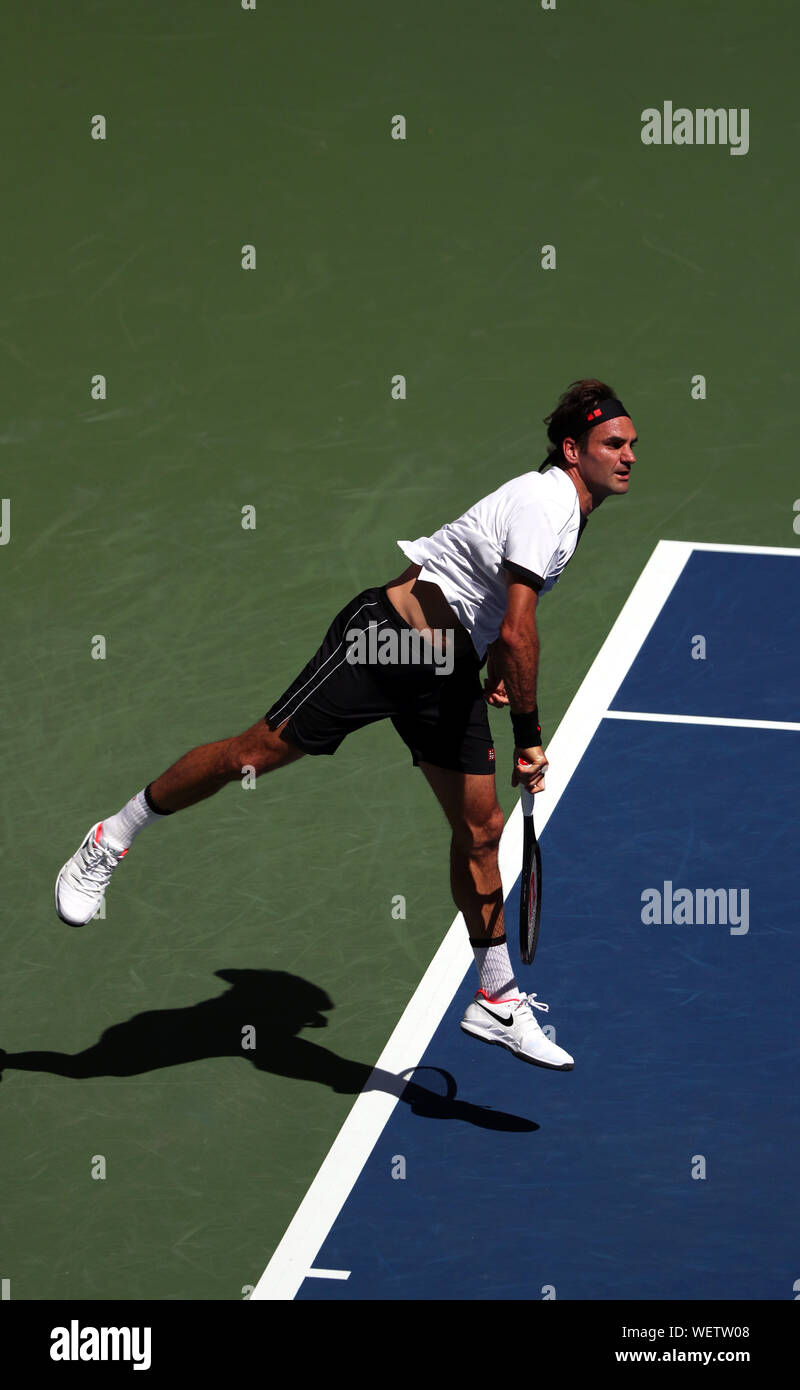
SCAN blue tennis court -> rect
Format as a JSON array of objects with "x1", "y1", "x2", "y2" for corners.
[{"x1": 256, "y1": 544, "x2": 800, "y2": 1301}]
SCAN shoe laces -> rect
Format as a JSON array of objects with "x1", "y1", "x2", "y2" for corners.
[
  {"x1": 70, "y1": 836, "x2": 123, "y2": 895},
  {"x1": 517, "y1": 992, "x2": 549, "y2": 1014}
]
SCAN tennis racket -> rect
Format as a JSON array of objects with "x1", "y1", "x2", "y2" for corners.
[{"x1": 518, "y1": 778, "x2": 542, "y2": 966}]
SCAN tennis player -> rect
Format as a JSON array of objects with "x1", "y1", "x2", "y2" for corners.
[{"x1": 56, "y1": 379, "x2": 635, "y2": 1071}]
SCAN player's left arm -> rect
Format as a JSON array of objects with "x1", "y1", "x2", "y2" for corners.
[
  {"x1": 494, "y1": 572, "x2": 548, "y2": 792},
  {"x1": 483, "y1": 639, "x2": 509, "y2": 706}
]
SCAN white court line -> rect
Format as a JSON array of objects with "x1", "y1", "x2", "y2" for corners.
[
  {"x1": 305, "y1": 1269, "x2": 351, "y2": 1281},
  {"x1": 250, "y1": 538, "x2": 791, "y2": 1301},
  {"x1": 674, "y1": 541, "x2": 800, "y2": 557},
  {"x1": 606, "y1": 711, "x2": 800, "y2": 732}
]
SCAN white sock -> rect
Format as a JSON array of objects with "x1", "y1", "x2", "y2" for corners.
[
  {"x1": 102, "y1": 787, "x2": 171, "y2": 851},
  {"x1": 470, "y1": 935, "x2": 518, "y2": 1001}
]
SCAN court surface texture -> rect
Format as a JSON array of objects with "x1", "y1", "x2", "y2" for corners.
[{"x1": 0, "y1": 1, "x2": 796, "y2": 1302}]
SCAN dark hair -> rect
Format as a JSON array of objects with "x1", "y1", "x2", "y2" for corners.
[{"x1": 542, "y1": 378, "x2": 618, "y2": 468}]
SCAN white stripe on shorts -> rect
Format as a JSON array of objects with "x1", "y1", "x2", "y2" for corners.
[{"x1": 269, "y1": 604, "x2": 387, "y2": 725}]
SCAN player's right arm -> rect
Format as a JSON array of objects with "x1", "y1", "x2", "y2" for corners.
[{"x1": 494, "y1": 573, "x2": 548, "y2": 793}]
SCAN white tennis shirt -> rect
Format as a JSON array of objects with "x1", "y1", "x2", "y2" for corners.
[{"x1": 397, "y1": 465, "x2": 585, "y2": 659}]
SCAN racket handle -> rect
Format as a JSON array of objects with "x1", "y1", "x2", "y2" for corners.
[{"x1": 517, "y1": 758, "x2": 535, "y2": 816}]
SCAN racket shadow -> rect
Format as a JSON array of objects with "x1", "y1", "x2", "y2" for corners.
[{"x1": 0, "y1": 968, "x2": 537, "y2": 1134}]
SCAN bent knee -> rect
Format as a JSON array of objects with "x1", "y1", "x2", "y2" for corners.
[
  {"x1": 226, "y1": 719, "x2": 301, "y2": 778},
  {"x1": 453, "y1": 806, "x2": 505, "y2": 858},
  {"x1": 222, "y1": 736, "x2": 255, "y2": 780}
]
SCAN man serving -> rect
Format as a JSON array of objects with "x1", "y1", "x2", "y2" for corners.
[{"x1": 56, "y1": 378, "x2": 636, "y2": 1072}]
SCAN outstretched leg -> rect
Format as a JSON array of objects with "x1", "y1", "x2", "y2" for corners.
[
  {"x1": 147, "y1": 718, "x2": 303, "y2": 812},
  {"x1": 55, "y1": 719, "x2": 303, "y2": 926}
]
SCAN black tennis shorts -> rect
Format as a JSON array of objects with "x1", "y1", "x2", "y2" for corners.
[{"x1": 264, "y1": 586, "x2": 496, "y2": 775}]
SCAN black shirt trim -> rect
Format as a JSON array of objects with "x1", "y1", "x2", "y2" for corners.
[{"x1": 502, "y1": 558, "x2": 546, "y2": 592}]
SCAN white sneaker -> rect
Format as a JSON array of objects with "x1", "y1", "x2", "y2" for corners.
[
  {"x1": 461, "y1": 990, "x2": 574, "y2": 1070},
  {"x1": 55, "y1": 822, "x2": 128, "y2": 926}
]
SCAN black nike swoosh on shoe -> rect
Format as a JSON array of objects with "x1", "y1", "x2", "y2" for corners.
[{"x1": 475, "y1": 1001, "x2": 515, "y2": 1027}]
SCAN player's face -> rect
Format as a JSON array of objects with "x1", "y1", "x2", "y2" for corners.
[{"x1": 577, "y1": 417, "x2": 637, "y2": 497}]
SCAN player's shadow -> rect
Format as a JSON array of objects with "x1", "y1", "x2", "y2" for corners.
[{"x1": 0, "y1": 968, "x2": 536, "y2": 1133}]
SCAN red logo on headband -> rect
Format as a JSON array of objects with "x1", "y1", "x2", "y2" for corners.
[{"x1": 587, "y1": 408, "x2": 602, "y2": 420}]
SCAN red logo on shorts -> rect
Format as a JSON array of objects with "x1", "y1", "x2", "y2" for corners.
[{"x1": 488, "y1": 748, "x2": 495, "y2": 761}]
